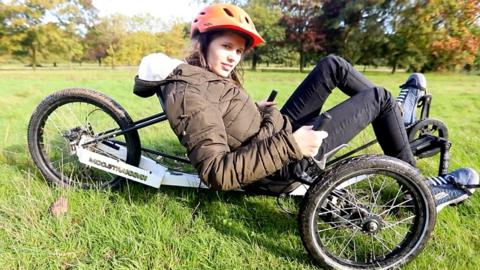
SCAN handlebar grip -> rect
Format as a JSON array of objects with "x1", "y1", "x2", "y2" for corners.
[
  {"x1": 313, "y1": 112, "x2": 332, "y2": 131},
  {"x1": 267, "y1": 89, "x2": 278, "y2": 102}
]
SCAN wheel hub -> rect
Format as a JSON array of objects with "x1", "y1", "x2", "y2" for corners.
[
  {"x1": 362, "y1": 216, "x2": 383, "y2": 234},
  {"x1": 63, "y1": 126, "x2": 87, "y2": 141},
  {"x1": 63, "y1": 126, "x2": 95, "y2": 155}
]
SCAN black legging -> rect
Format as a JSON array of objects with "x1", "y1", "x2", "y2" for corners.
[{"x1": 280, "y1": 55, "x2": 415, "y2": 166}]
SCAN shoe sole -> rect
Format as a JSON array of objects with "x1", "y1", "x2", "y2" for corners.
[
  {"x1": 467, "y1": 168, "x2": 480, "y2": 194},
  {"x1": 436, "y1": 194, "x2": 469, "y2": 212},
  {"x1": 433, "y1": 168, "x2": 479, "y2": 212}
]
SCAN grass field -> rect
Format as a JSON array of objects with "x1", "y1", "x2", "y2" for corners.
[{"x1": 0, "y1": 67, "x2": 479, "y2": 269}]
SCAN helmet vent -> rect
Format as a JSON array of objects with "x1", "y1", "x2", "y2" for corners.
[
  {"x1": 245, "y1": 16, "x2": 250, "y2": 24},
  {"x1": 223, "y1": 8, "x2": 234, "y2": 17},
  {"x1": 200, "y1": 12, "x2": 206, "y2": 15},
  {"x1": 194, "y1": 19, "x2": 198, "y2": 23}
]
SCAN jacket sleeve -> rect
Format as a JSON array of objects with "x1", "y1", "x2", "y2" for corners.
[
  {"x1": 252, "y1": 105, "x2": 288, "y2": 142},
  {"x1": 168, "y1": 88, "x2": 303, "y2": 191}
]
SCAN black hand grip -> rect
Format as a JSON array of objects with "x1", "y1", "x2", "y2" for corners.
[
  {"x1": 313, "y1": 112, "x2": 332, "y2": 131},
  {"x1": 267, "y1": 89, "x2": 278, "y2": 102}
]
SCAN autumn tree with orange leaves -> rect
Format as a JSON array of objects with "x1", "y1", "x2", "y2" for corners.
[{"x1": 426, "y1": 0, "x2": 480, "y2": 71}]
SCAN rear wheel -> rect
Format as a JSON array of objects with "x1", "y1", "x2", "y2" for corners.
[
  {"x1": 27, "y1": 88, "x2": 141, "y2": 188},
  {"x1": 299, "y1": 155, "x2": 436, "y2": 269}
]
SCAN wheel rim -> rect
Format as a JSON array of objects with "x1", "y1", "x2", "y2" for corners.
[
  {"x1": 37, "y1": 100, "x2": 127, "y2": 188},
  {"x1": 313, "y1": 170, "x2": 428, "y2": 267}
]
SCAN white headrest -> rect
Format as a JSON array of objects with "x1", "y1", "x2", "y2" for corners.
[{"x1": 138, "y1": 53, "x2": 184, "y2": 81}]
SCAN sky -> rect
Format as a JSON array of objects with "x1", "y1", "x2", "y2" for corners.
[{"x1": 92, "y1": 0, "x2": 209, "y2": 24}]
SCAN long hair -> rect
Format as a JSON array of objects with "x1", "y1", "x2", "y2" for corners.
[{"x1": 185, "y1": 30, "x2": 250, "y2": 86}]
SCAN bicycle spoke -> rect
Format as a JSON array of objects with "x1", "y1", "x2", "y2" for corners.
[
  {"x1": 323, "y1": 225, "x2": 341, "y2": 247},
  {"x1": 379, "y1": 197, "x2": 414, "y2": 216},
  {"x1": 371, "y1": 177, "x2": 387, "y2": 214},
  {"x1": 66, "y1": 103, "x2": 85, "y2": 127},
  {"x1": 382, "y1": 222, "x2": 410, "y2": 239},
  {"x1": 382, "y1": 215, "x2": 415, "y2": 230},
  {"x1": 370, "y1": 235, "x2": 376, "y2": 262},
  {"x1": 328, "y1": 211, "x2": 363, "y2": 230},
  {"x1": 353, "y1": 236, "x2": 357, "y2": 262},
  {"x1": 317, "y1": 225, "x2": 341, "y2": 233},
  {"x1": 345, "y1": 185, "x2": 366, "y2": 223},
  {"x1": 372, "y1": 233, "x2": 394, "y2": 255},
  {"x1": 317, "y1": 205, "x2": 361, "y2": 216},
  {"x1": 39, "y1": 100, "x2": 126, "y2": 187},
  {"x1": 339, "y1": 229, "x2": 359, "y2": 258},
  {"x1": 312, "y1": 167, "x2": 429, "y2": 269},
  {"x1": 318, "y1": 216, "x2": 364, "y2": 227}
]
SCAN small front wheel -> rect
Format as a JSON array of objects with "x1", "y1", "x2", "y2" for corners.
[
  {"x1": 27, "y1": 88, "x2": 141, "y2": 189},
  {"x1": 299, "y1": 155, "x2": 436, "y2": 269}
]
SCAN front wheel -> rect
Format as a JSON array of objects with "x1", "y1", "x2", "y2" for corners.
[
  {"x1": 27, "y1": 88, "x2": 141, "y2": 189},
  {"x1": 299, "y1": 155, "x2": 436, "y2": 270}
]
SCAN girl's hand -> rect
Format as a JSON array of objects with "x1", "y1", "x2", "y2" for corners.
[
  {"x1": 256, "y1": 99, "x2": 277, "y2": 110},
  {"x1": 292, "y1": 126, "x2": 328, "y2": 157}
]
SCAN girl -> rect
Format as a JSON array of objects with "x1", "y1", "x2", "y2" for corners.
[{"x1": 136, "y1": 3, "x2": 478, "y2": 211}]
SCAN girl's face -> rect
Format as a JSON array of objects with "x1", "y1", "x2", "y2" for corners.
[{"x1": 207, "y1": 31, "x2": 246, "y2": 77}]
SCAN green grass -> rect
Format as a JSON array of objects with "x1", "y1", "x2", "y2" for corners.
[{"x1": 0, "y1": 67, "x2": 479, "y2": 269}]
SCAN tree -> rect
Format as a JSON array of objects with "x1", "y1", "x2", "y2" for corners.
[
  {"x1": 0, "y1": 2, "x2": 12, "y2": 60},
  {"x1": 116, "y1": 22, "x2": 188, "y2": 65},
  {"x1": 42, "y1": 23, "x2": 84, "y2": 66},
  {"x1": 424, "y1": 0, "x2": 480, "y2": 71},
  {"x1": 90, "y1": 15, "x2": 128, "y2": 69},
  {"x1": 379, "y1": 0, "x2": 433, "y2": 73},
  {"x1": 83, "y1": 28, "x2": 108, "y2": 66},
  {"x1": 473, "y1": 26, "x2": 480, "y2": 71},
  {"x1": 474, "y1": 47, "x2": 480, "y2": 71},
  {"x1": 155, "y1": 22, "x2": 189, "y2": 58},
  {"x1": 381, "y1": 0, "x2": 479, "y2": 73},
  {"x1": 115, "y1": 31, "x2": 162, "y2": 65},
  {"x1": 318, "y1": 0, "x2": 390, "y2": 66},
  {"x1": 280, "y1": 0, "x2": 324, "y2": 72},
  {"x1": 86, "y1": 15, "x2": 188, "y2": 67},
  {"x1": 2, "y1": 0, "x2": 97, "y2": 69},
  {"x1": 242, "y1": 0, "x2": 286, "y2": 70}
]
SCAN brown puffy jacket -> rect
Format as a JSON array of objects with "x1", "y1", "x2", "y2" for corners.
[{"x1": 158, "y1": 64, "x2": 303, "y2": 190}]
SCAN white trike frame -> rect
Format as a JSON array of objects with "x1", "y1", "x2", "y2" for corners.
[{"x1": 75, "y1": 136, "x2": 310, "y2": 195}]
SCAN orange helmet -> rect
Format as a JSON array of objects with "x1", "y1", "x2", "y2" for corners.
[{"x1": 190, "y1": 3, "x2": 265, "y2": 48}]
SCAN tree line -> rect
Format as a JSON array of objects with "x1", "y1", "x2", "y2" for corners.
[{"x1": 1, "y1": 0, "x2": 479, "y2": 73}]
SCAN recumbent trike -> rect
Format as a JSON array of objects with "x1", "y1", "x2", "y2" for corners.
[{"x1": 27, "y1": 75, "x2": 452, "y2": 269}]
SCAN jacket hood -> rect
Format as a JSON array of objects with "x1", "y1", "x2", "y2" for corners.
[
  {"x1": 168, "y1": 63, "x2": 225, "y2": 83},
  {"x1": 133, "y1": 53, "x2": 227, "y2": 98},
  {"x1": 138, "y1": 53, "x2": 184, "y2": 81}
]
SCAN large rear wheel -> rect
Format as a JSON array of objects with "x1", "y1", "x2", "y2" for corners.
[{"x1": 27, "y1": 88, "x2": 141, "y2": 189}]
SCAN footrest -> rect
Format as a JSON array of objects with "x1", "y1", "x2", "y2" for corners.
[{"x1": 410, "y1": 135, "x2": 444, "y2": 158}]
